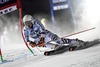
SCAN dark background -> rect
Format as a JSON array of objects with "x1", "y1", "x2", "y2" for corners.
[
  {"x1": 0, "y1": 0, "x2": 100, "y2": 51},
  {"x1": 21, "y1": 0, "x2": 51, "y2": 16},
  {"x1": 21, "y1": 0, "x2": 75, "y2": 34},
  {"x1": 0, "y1": 0, "x2": 76, "y2": 50}
]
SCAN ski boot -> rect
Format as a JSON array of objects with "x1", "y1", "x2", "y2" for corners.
[{"x1": 68, "y1": 38, "x2": 85, "y2": 51}]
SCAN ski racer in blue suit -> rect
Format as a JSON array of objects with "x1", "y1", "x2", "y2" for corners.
[{"x1": 23, "y1": 15, "x2": 85, "y2": 49}]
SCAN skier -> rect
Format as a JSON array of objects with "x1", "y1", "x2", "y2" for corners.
[{"x1": 23, "y1": 15, "x2": 85, "y2": 50}]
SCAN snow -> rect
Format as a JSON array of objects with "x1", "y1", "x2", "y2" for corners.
[
  {"x1": 0, "y1": 43, "x2": 100, "y2": 67},
  {"x1": 1, "y1": 25, "x2": 100, "y2": 67}
]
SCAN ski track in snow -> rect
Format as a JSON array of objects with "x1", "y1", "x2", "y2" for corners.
[{"x1": 0, "y1": 44, "x2": 100, "y2": 67}]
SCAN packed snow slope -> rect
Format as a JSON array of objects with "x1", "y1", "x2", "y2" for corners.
[{"x1": 0, "y1": 43, "x2": 100, "y2": 67}]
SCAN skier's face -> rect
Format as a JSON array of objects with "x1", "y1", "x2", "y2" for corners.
[{"x1": 25, "y1": 21, "x2": 33, "y2": 28}]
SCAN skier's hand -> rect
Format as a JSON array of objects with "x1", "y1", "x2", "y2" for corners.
[
  {"x1": 38, "y1": 37, "x2": 45, "y2": 47},
  {"x1": 29, "y1": 41, "x2": 36, "y2": 48}
]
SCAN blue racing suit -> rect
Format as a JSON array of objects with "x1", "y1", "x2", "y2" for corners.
[{"x1": 23, "y1": 19, "x2": 83, "y2": 48}]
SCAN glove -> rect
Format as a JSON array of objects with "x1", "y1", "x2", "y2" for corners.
[
  {"x1": 29, "y1": 41, "x2": 36, "y2": 48},
  {"x1": 38, "y1": 37, "x2": 45, "y2": 47}
]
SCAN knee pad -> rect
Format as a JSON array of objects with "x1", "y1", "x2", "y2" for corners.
[
  {"x1": 51, "y1": 34, "x2": 59, "y2": 41},
  {"x1": 61, "y1": 38, "x2": 69, "y2": 44}
]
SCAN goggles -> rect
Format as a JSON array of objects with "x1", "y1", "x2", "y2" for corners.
[{"x1": 24, "y1": 21, "x2": 32, "y2": 26}]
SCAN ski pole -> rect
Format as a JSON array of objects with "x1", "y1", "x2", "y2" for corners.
[
  {"x1": 62, "y1": 27, "x2": 96, "y2": 38},
  {"x1": 36, "y1": 47, "x2": 43, "y2": 52}
]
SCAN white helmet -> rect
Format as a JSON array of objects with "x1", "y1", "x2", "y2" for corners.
[{"x1": 23, "y1": 15, "x2": 33, "y2": 23}]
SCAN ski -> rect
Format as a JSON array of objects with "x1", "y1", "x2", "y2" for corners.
[
  {"x1": 44, "y1": 45, "x2": 70, "y2": 56},
  {"x1": 44, "y1": 39, "x2": 100, "y2": 56}
]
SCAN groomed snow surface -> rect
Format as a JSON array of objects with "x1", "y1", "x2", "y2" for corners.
[{"x1": 0, "y1": 43, "x2": 100, "y2": 67}]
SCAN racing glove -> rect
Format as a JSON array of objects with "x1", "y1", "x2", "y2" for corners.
[
  {"x1": 38, "y1": 37, "x2": 45, "y2": 47},
  {"x1": 29, "y1": 41, "x2": 36, "y2": 48}
]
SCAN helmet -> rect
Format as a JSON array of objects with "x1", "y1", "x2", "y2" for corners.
[
  {"x1": 23, "y1": 15, "x2": 33, "y2": 23},
  {"x1": 23, "y1": 15, "x2": 34, "y2": 26}
]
